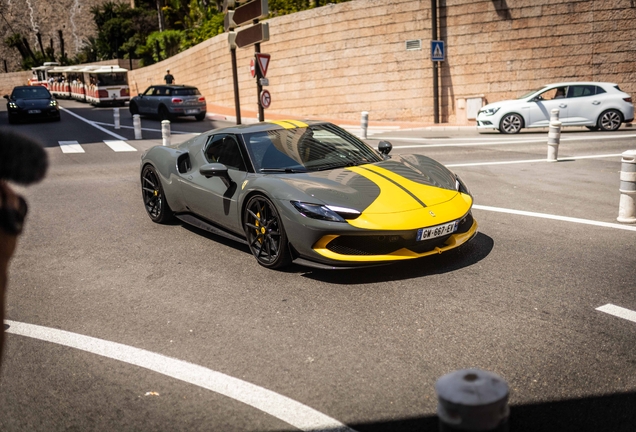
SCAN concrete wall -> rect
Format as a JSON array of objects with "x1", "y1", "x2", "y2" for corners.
[
  {"x1": 128, "y1": 0, "x2": 636, "y2": 124},
  {"x1": 0, "y1": 72, "x2": 34, "y2": 97}
]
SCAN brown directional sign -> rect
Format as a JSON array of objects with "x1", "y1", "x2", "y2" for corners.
[
  {"x1": 235, "y1": 22, "x2": 269, "y2": 49},
  {"x1": 224, "y1": 0, "x2": 268, "y2": 31}
]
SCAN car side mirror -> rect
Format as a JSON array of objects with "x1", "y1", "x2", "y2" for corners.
[
  {"x1": 3, "y1": 95, "x2": 9, "y2": 100},
  {"x1": 378, "y1": 141, "x2": 392, "y2": 155},
  {"x1": 200, "y1": 163, "x2": 232, "y2": 188}
]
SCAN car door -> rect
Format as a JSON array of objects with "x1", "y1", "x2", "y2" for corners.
[
  {"x1": 136, "y1": 86, "x2": 157, "y2": 114},
  {"x1": 566, "y1": 85, "x2": 604, "y2": 125},
  {"x1": 179, "y1": 133, "x2": 249, "y2": 234},
  {"x1": 527, "y1": 86, "x2": 569, "y2": 127}
]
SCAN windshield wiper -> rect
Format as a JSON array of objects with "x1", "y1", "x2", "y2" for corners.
[{"x1": 260, "y1": 168, "x2": 307, "y2": 173}]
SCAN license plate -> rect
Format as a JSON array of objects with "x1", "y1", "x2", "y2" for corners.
[
  {"x1": 28, "y1": 109, "x2": 41, "y2": 114},
  {"x1": 417, "y1": 220, "x2": 458, "y2": 241},
  {"x1": 185, "y1": 109, "x2": 198, "y2": 114}
]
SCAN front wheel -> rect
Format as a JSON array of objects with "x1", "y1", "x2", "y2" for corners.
[
  {"x1": 597, "y1": 109, "x2": 622, "y2": 131},
  {"x1": 499, "y1": 113, "x2": 523, "y2": 134},
  {"x1": 141, "y1": 165, "x2": 174, "y2": 224},
  {"x1": 243, "y1": 195, "x2": 291, "y2": 269}
]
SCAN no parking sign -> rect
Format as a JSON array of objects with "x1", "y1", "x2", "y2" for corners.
[{"x1": 260, "y1": 90, "x2": 271, "y2": 109}]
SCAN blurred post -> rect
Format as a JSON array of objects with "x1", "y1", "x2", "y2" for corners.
[
  {"x1": 361, "y1": 111, "x2": 369, "y2": 139},
  {"x1": 133, "y1": 114, "x2": 142, "y2": 140},
  {"x1": 113, "y1": 107, "x2": 120, "y2": 129},
  {"x1": 617, "y1": 150, "x2": 636, "y2": 223},
  {"x1": 436, "y1": 368, "x2": 510, "y2": 432},
  {"x1": 550, "y1": 108, "x2": 559, "y2": 122},
  {"x1": 161, "y1": 120, "x2": 171, "y2": 147},
  {"x1": 547, "y1": 119, "x2": 562, "y2": 162}
]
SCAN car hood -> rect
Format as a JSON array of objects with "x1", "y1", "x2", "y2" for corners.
[
  {"x1": 279, "y1": 154, "x2": 471, "y2": 230},
  {"x1": 14, "y1": 98, "x2": 52, "y2": 109}
]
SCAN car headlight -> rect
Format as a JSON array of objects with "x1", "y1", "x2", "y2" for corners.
[
  {"x1": 8, "y1": 102, "x2": 17, "y2": 108},
  {"x1": 291, "y1": 201, "x2": 360, "y2": 222},
  {"x1": 49, "y1": 100, "x2": 57, "y2": 106},
  {"x1": 478, "y1": 107, "x2": 500, "y2": 116},
  {"x1": 455, "y1": 174, "x2": 471, "y2": 195}
]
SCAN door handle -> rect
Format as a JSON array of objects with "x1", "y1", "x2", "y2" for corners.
[
  {"x1": 592, "y1": 101, "x2": 601, "y2": 105},
  {"x1": 559, "y1": 104, "x2": 567, "y2": 108}
]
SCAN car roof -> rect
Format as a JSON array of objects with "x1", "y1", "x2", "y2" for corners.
[
  {"x1": 542, "y1": 82, "x2": 618, "y2": 87},
  {"x1": 201, "y1": 120, "x2": 331, "y2": 136},
  {"x1": 154, "y1": 84, "x2": 198, "y2": 89}
]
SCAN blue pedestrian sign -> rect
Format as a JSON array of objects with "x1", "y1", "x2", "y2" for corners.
[{"x1": 431, "y1": 40, "x2": 445, "y2": 62}]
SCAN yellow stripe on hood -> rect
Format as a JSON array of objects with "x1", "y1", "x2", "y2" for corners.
[
  {"x1": 267, "y1": 120, "x2": 308, "y2": 129},
  {"x1": 345, "y1": 165, "x2": 472, "y2": 230}
]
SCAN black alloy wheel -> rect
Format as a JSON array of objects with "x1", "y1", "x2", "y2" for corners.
[
  {"x1": 243, "y1": 195, "x2": 291, "y2": 269},
  {"x1": 129, "y1": 102, "x2": 139, "y2": 115},
  {"x1": 159, "y1": 105, "x2": 172, "y2": 121},
  {"x1": 195, "y1": 112, "x2": 206, "y2": 121},
  {"x1": 499, "y1": 113, "x2": 523, "y2": 134},
  {"x1": 597, "y1": 109, "x2": 622, "y2": 131},
  {"x1": 141, "y1": 165, "x2": 173, "y2": 224}
]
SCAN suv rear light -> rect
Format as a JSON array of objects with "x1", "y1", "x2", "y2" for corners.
[
  {"x1": 120, "y1": 88, "x2": 129, "y2": 96},
  {"x1": 198, "y1": 96, "x2": 206, "y2": 102},
  {"x1": 172, "y1": 98, "x2": 183, "y2": 104},
  {"x1": 624, "y1": 97, "x2": 632, "y2": 103}
]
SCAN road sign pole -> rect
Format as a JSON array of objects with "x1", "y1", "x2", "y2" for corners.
[
  {"x1": 231, "y1": 45, "x2": 242, "y2": 125},
  {"x1": 432, "y1": 0, "x2": 439, "y2": 124},
  {"x1": 255, "y1": 42, "x2": 264, "y2": 122}
]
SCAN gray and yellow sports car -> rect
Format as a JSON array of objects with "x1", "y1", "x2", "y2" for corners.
[{"x1": 140, "y1": 120, "x2": 477, "y2": 269}]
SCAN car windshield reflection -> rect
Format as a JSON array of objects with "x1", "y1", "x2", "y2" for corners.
[{"x1": 245, "y1": 123, "x2": 383, "y2": 173}]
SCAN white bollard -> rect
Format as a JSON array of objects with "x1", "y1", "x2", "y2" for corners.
[
  {"x1": 113, "y1": 107, "x2": 120, "y2": 129},
  {"x1": 133, "y1": 114, "x2": 142, "y2": 140},
  {"x1": 547, "y1": 120, "x2": 562, "y2": 162},
  {"x1": 550, "y1": 108, "x2": 560, "y2": 123},
  {"x1": 361, "y1": 111, "x2": 369, "y2": 139},
  {"x1": 161, "y1": 120, "x2": 171, "y2": 147},
  {"x1": 436, "y1": 368, "x2": 510, "y2": 432},
  {"x1": 617, "y1": 150, "x2": 636, "y2": 223}
]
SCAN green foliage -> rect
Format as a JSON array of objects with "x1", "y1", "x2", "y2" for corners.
[{"x1": 144, "y1": 29, "x2": 186, "y2": 63}]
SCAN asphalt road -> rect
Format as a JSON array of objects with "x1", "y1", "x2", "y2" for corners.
[{"x1": 1, "y1": 100, "x2": 635, "y2": 431}]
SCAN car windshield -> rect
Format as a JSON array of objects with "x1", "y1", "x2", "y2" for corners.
[
  {"x1": 244, "y1": 123, "x2": 384, "y2": 173},
  {"x1": 173, "y1": 88, "x2": 201, "y2": 96},
  {"x1": 518, "y1": 88, "x2": 546, "y2": 99},
  {"x1": 12, "y1": 87, "x2": 51, "y2": 99}
]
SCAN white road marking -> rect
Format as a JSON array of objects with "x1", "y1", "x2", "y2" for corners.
[
  {"x1": 596, "y1": 304, "x2": 636, "y2": 324},
  {"x1": 446, "y1": 153, "x2": 623, "y2": 167},
  {"x1": 4, "y1": 320, "x2": 357, "y2": 432},
  {"x1": 59, "y1": 106, "x2": 128, "y2": 140},
  {"x1": 104, "y1": 140, "x2": 137, "y2": 152},
  {"x1": 382, "y1": 133, "x2": 636, "y2": 149},
  {"x1": 58, "y1": 140, "x2": 85, "y2": 153},
  {"x1": 473, "y1": 205, "x2": 636, "y2": 232}
]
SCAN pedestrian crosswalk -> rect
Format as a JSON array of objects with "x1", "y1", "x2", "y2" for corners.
[{"x1": 58, "y1": 140, "x2": 140, "y2": 154}]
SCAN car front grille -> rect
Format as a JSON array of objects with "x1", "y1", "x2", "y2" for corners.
[{"x1": 325, "y1": 212, "x2": 474, "y2": 256}]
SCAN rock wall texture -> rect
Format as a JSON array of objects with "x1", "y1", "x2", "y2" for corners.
[
  {"x1": 0, "y1": 0, "x2": 128, "y2": 72},
  {"x1": 127, "y1": 0, "x2": 636, "y2": 124}
]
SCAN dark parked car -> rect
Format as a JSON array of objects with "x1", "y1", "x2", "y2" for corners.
[
  {"x1": 4, "y1": 85, "x2": 60, "y2": 124},
  {"x1": 129, "y1": 85, "x2": 207, "y2": 121}
]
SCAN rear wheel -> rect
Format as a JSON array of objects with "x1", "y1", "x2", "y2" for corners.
[
  {"x1": 499, "y1": 113, "x2": 523, "y2": 134},
  {"x1": 597, "y1": 109, "x2": 622, "y2": 131},
  {"x1": 159, "y1": 105, "x2": 172, "y2": 121},
  {"x1": 141, "y1": 165, "x2": 174, "y2": 224},
  {"x1": 194, "y1": 112, "x2": 206, "y2": 121},
  {"x1": 243, "y1": 195, "x2": 291, "y2": 269}
]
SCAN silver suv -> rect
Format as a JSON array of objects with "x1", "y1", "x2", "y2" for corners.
[{"x1": 129, "y1": 85, "x2": 207, "y2": 121}]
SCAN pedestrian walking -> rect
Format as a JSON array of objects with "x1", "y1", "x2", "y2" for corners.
[{"x1": 164, "y1": 70, "x2": 175, "y2": 84}]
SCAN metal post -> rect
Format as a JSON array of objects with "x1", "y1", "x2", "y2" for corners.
[
  {"x1": 617, "y1": 150, "x2": 636, "y2": 223},
  {"x1": 255, "y1": 42, "x2": 264, "y2": 122},
  {"x1": 230, "y1": 46, "x2": 242, "y2": 125},
  {"x1": 113, "y1": 107, "x2": 120, "y2": 129},
  {"x1": 161, "y1": 120, "x2": 171, "y2": 146},
  {"x1": 361, "y1": 111, "x2": 369, "y2": 139},
  {"x1": 550, "y1": 108, "x2": 559, "y2": 123},
  {"x1": 133, "y1": 114, "x2": 142, "y2": 140},
  {"x1": 431, "y1": 0, "x2": 439, "y2": 124},
  {"x1": 436, "y1": 368, "x2": 510, "y2": 432},
  {"x1": 547, "y1": 119, "x2": 562, "y2": 162}
]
